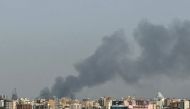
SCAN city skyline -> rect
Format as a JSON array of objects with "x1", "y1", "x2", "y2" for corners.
[{"x1": 1, "y1": 0, "x2": 190, "y2": 98}]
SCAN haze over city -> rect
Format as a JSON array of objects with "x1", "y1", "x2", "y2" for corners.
[{"x1": 1, "y1": 0, "x2": 190, "y2": 99}]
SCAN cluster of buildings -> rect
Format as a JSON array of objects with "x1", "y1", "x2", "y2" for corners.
[{"x1": 0, "y1": 92, "x2": 190, "y2": 109}]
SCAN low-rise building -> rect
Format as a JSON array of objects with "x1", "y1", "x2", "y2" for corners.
[
  {"x1": 16, "y1": 104, "x2": 32, "y2": 109},
  {"x1": 111, "y1": 100, "x2": 128, "y2": 109},
  {"x1": 70, "y1": 103, "x2": 81, "y2": 109},
  {"x1": 179, "y1": 100, "x2": 189, "y2": 109}
]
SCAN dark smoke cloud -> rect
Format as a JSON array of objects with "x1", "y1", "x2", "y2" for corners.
[
  {"x1": 40, "y1": 20, "x2": 190, "y2": 98},
  {"x1": 134, "y1": 20, "x2": 190, "y2": 78},
  {"x1": 40, "y1": 87, "x2": 52, "y2": 99}
]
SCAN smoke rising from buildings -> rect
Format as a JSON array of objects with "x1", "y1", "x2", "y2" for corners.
[{"x1": 40, "y1": 20, "x2": 190, "y2": 98}]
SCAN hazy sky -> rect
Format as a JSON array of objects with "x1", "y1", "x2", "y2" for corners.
[{"x1": 1, "y1": 0, "x2": 190, "y2": 99}]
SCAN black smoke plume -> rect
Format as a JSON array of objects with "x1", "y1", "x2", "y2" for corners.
[{"x1": 40, "y1": 20, "x2": 190, "y2": 98}]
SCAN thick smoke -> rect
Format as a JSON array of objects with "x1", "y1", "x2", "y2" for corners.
[{"x1": 40, "y1": 20, "x2": 190, "y2": 98}]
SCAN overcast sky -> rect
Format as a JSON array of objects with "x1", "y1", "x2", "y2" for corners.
[{"x1": 1, "y1": 0, "x2": 190, "y2": 99}]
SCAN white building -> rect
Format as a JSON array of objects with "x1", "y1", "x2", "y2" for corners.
[
  {"x1": 70, "y1": 103, "x2": 81, "y2": 109},
  {"x1": 0, "y1": 100, "x2": 4, "y2": 107},
  {"x1": 180, "y1": 100, "x2": 189, "y2": 109}
]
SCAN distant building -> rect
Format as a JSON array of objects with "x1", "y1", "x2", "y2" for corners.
[
  {"x1": 48, "y1": 99, "x2": 56, "y2": 109},
  {"x1": 0, "y1": 95, "x2": 7, "y2": 100},
  {"x1": 169, "y1": 100, "x2": 180, "y2": 109},
  {"x1": 33, "y1": 104, "x2": 48, "y2": 109},
  {"x1": 148, "y1": 102, "x2": 156, "y2": 109},
  {"x1": 133, "y1": 100, "x2": 149, "y2": 109},
  {"x1": 122, "y1": 97, "x2": 149, "y2": 109},
  {"x1": 4, "y1": 100, "x2": 13, "y2": 109},
  {"x1": 70, "y1": 103, "x2": 81, "y2": 109},
  {"x1": 164, "y1": 98, "x2": 172, "y2": 107},
  {"x1": 81, "y1": 99, "x2": 94, "y2": 109},
  {"x1": 111, "y1": 105, "x2": 128, "y2": 109},
  {"x1": 33, "y1": 99, "x2": 49, "y2": 109},
  {"x1": 98, "y1": 97, "x2": 113, "y2": 109},
  {"x1": 16, "y1": 104, "x2": 32, "y2": 109},
  {"x1": 13, "y1": 100, "x2": 17, "y2": 109},
  {"x1": 0, "y1": 100, "x2": 4, "y2": 108},
  {"x1": 17, "y1": 98, "x2": 32, "y2": 109},
  {"x1": 179, "y1": 100, "x2": 189, "y2": 109},
  {"x1": 111, "y1": 100, "x2": 128, "y2": 109}
]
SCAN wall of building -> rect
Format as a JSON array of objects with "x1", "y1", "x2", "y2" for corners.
[{"x1": 17, "y1": 104, "x2": 32, "y2": 109}]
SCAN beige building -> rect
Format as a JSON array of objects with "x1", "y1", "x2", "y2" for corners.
[
  {"x1": 98, "y1": 97, "x2": 113, "y2": 109},
  {"x1": 179, "y1": 100, "x2": 189, "y2": 109},
  {"x1": 81, "y1": 99, "x2": 94, "y2": 109},
  {"x1": 148, "y1": 101, "x2": 156, "y2": 109},
  {"x1": 70, "y1": 103, "x2": 81, "y2": 109},
  {"x1": 48, "y1": 99, "x2": 56, "y2": 109},
  {"x1": 59, "y1": 97, "x2": 72, "y2": 109},
  {"x1": 4, "y1": 100, "x2": 13, "y2": 109}
]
